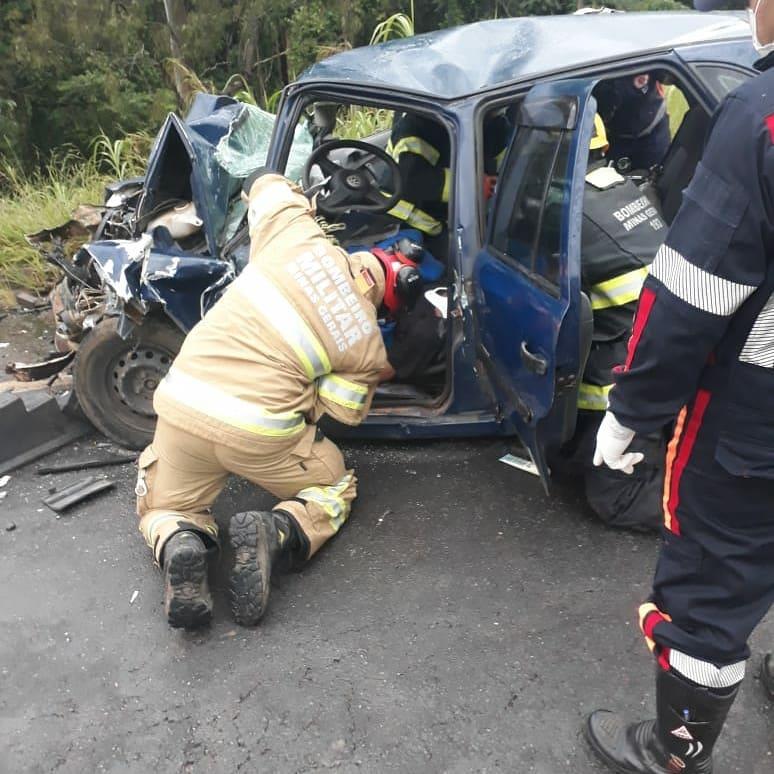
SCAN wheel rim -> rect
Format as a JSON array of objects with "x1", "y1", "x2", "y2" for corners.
[{"x1": 109, "y1": 345, "x2": 172, "y2": 419}]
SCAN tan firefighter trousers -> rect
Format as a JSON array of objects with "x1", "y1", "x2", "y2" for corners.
[{"x1": 136, "y1": 418, "x2": 357, "y2": 564}]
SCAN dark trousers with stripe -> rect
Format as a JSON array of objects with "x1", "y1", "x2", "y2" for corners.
[{"x1": 643, "y1": 391, "x2": 774, "y2": 666}]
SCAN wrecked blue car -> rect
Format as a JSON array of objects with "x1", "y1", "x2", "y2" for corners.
[{"x1": 40, "y1": 11, "x2": 757, "y2": 488}]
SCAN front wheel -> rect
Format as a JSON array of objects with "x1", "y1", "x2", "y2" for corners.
[{"x1": 73, "y1": 317, "x2": 184, "y2": 449}]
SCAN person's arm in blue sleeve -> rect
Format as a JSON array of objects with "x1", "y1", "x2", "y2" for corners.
[{"x1": 608, "y1": 94, "x2": 772, "y2": 435}]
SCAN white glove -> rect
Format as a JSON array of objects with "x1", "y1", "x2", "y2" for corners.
[{"x1": 593, "y1": 411, "x2": 644, "y2": 475}]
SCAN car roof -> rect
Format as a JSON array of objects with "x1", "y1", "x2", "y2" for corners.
[{"x1": 297, "y1": 12, "x2": 751, "y2": 100}]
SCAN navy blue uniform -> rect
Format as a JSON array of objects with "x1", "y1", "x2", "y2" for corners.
[
  {"x1": 555, "y1": 163, "x2": 666, "y2": 532},
  {"x1": 610, "y1": 63, "x2": 774, "y2": 681},
  {"x1": 596, "y1": 73, "x2": 671, "y2": 170}
]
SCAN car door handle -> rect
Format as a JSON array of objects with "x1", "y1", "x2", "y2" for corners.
[{"x1": 520, "y1": 342, "x2": 548, "y2": 376}]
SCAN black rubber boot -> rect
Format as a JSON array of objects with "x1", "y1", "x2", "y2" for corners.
[
  {"x1": 162, "y1": 530, "x2": 213, "y2": 629},
  {"x1": 228, "y1": 510, "x2": 303, "y2": 626},
  {"x1": 586, "y1": 666, "x2": 739, "y2": 773},
  {"x1": 762, "y1": 654, "x2": 774, "y2": 700}
]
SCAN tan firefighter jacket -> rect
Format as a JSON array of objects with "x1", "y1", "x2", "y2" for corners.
[{"x1": 153, "y1": 174, "x2": 387, "y2": 453}]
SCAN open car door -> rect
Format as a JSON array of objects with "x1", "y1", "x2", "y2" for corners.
[{"x1": 473, "y1": 79, "x2": 597, "y2": 491}]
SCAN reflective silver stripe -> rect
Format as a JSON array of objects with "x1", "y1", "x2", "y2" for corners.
[
  {"x1": 233, "y1": 264, "x2": 331, "y2": 379},
  {"x1": 650, "y1": 245, "x2": 756, "y2": 316},
  {"x1": 669, "y1": 649, "x2": 745, "y2": 689},
  {"x1": 318, "y1": 375, "x2": 368, "y2": 411},
  {"x1": 739, "y1": 291, "x2": 774, "y2": 368},
  {"x1": 590, "y1": 267, "x2": 648, "y2": 311},
  {"x1": 159, "y1": 367, "x2": 305, "y2": 437}
]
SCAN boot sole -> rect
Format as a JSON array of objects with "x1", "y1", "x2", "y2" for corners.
[
  {"x1": 165, "y1": 541, "x2": 212, "y2": 629},
  {"x1": 228, "y1": 511, "x2": 271, "y2": 627}
]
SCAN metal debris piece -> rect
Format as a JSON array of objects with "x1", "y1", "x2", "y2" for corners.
[
  {"x1": 15, "y1": 291, "x2": 49, "y2": 310},
  {"x1": 0, "y1": 475, "x2": 10, "y2": 488},
  {"x1": 5, "y1": 522, "x2": 15, "y2": 531},
  {"x1": 42, "y1": 476, "x2": 115, "y2": 514},
  {"x1": 37, "y1": 454, "x2": 136, "y2": 475},
  {"x1": 5, "y1": 351, "x2": 75, "y2": 382},
  {"x1": 0, "y1": 492, "x2": 7, "y2": 501},
  {"x1": 129, "y1": 590, "x2": 139, "y2": 605},
  {"x1": 499, "y1": 453, "x2": 541, "y2": 477}
]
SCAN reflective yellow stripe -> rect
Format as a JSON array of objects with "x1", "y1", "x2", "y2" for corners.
[
  {"x1": 577, "y1": 382, "x2": 613, "y2": 412},
  {"x1": 387, "y1": 198, "x2": 443, "y2": 236},
  {"x1": 318, "y1": 374, "x2": 368, "y2": 411},
  {"x1": 388, "y1": 136, "x2": 440, "y2": 166},
  {"x1": 590, "y1": 267, "x2": 649, "y2": 311},
  {"x1": 441, "y1": 167, "x2": 451, "y2": 203},
  {"x1": 297, "y1": 473, "x2": 353, "y2": 531},
  {"x1": 233, "y1": 264, "x2": 331, "y2": 379},
  {"x1": 494, "y1": 147, "x2": 507, "y2": 170},
  {"x1": 159, "y1": 367, "x2": 306, "y2": 437}
]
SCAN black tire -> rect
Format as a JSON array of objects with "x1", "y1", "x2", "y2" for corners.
[{"x1": 73, "y1": 317, "x2": 184, "y2": 449}]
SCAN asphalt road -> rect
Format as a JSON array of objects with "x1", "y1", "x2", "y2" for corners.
[{"x1": 1, "y1": 434, "x2": 772, "y2": 773}]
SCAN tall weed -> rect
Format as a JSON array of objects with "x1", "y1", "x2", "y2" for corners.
[{"x1": 0, "y1": 153, "x2": 108, "y2": 300}]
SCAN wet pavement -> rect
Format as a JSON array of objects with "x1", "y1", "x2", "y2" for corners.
[{"x1": 0, "y1": 434, "x2": 772, "y2": 773}]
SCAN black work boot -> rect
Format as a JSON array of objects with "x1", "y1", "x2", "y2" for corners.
[
  {"x1": 228, "y1": 510, "x2": 304, "y2": 626},
  {"x1": 586, "y1": 666, "x2": 739, "y2": 773},
  {"x1": 762, "y1": 654, "x2": 774, "y2": 700},
  {"x1": 162, "y1": 530, "x2": 213, "y2": 629}
]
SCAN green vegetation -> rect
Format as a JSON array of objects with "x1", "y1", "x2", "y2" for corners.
[
  {"x1": 0, "y1": 133, "x2": 149, "y2": 303},
  {"x1": 0, "y1": 0, "x2": 692, "y2": 299}
]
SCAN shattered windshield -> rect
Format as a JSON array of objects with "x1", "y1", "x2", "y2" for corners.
[{"x1": 214, "y1": 103, "x2": 313, "y2": 183}]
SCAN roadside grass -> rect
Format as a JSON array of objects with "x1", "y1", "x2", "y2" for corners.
[
  {"x1": 0, "y1": 132, "x2": 150, "y2": 306},
  {"x1": 0, "y1": 157, "x2": 107, "y2": 305}
]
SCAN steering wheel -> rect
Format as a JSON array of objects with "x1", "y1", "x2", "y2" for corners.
[{"x1": 302, "y1": 139, "x2": 402, "y2": 216}]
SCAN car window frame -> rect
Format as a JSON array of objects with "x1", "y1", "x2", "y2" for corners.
[
  {"x1": 485, "y1": 121, "x2": 573, "y2": 299},
  {"x1": 690, "y1": 61, "x2": 755, "y2": 101},
  {"x1": 474, "y1": 57, "x2": 715, "y2": 245}
]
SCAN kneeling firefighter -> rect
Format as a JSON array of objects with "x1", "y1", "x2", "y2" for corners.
[{"x1": 135, "y1": 172, "x2": 414, "y2": 630}]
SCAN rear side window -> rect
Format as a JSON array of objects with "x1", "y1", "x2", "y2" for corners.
[
  {"x1": 488, "y1": 126, "x2": 571, "y2": 290},
  {"x1": 695, "y1": 64, "x2": 752, "y2": 100}
]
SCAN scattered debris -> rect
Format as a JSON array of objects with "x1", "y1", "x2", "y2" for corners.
[
  {"x1": 5, "y1": 522, "x2": 16, "y2": 532},
  {"x1": 0, "y1": 389, "x2": 89, "y2": 475},
  {"x1": 377, "y1": 508, "x2": 392, "y2": 525},
  {"x1": 42, "y1": 476, "x2": 115, "y2": 514},
  {"x1": 129, "y1": 590, "x2": 139, "y2": 605},
  {"x1": 37, "y1": 454, "x2": 136, "y2": 475},
  {"x1": 0, "y1": 342, "x2": 9, "y2": 349},
  {"x1": 5, "y1": 351, "x2": 75, "y2": 382},
  {"x1": 0, "y1": 374, "x2": 73, "y2": 394},
  {"x1": 499, "y1": 452, "x2": 541, "y2": 477},
  {"x1": 15, "y1": 291, "x2": 49, "y2": 310},
  {"x1": 0, "y1": 492, "x2": 7, "y2": 501},
  {"x1": 0, "y1": 475, "x2": 10, "y2": 488}
]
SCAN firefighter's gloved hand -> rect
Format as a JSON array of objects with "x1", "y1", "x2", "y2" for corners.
[
  {"x1": 242, "y1": 166, "x2": 269, "y2": 197},
  {"x1": 593, "y1": 411, "x2": 644, "y2": 475}
]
